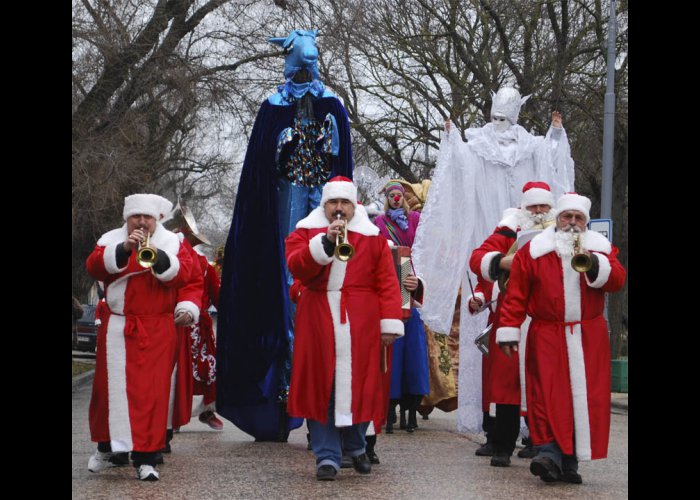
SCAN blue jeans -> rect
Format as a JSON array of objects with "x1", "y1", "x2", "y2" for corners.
[
  {"x1": 537, "y1": 442, "x2": 578, "y2": 472},
  {"x1": 307, "y1": 392, "x2": 369, "y2": 471}
]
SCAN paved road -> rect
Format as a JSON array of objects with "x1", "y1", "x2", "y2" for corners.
[{"x1": 72, "y1": 381, "x2": 627, "y2": 500}]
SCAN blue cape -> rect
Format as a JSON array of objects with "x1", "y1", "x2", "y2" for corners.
[{"x1": 216, "y1": 96, "x2": 353, "y2": 441}]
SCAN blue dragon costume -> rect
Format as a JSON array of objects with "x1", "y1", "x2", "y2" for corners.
[{"x1": 216, "y1": 30, "x2": 354, "y2": 441}]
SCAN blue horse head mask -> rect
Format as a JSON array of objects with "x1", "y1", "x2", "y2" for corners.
[{"x1": 269, "y1": 29, "x2": 321, "y2": 81}]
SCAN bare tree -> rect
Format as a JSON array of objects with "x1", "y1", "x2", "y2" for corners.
[{"x1": 72, "y1": 0, "x2": 286, "y2": 298}]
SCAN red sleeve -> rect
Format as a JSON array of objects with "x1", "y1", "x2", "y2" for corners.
[
  {"x1": 205, "y1": 262, "x2": 221, "y2": 309},
  {"x1": 285, "y1": 229, "x2": 332, "y2": 283},
  {"x1": 469, "y1": 227, "x2": 515, "y2": 282},
  {"x1": 496, "y1": 244, "x2": 531, "y2": 333}
]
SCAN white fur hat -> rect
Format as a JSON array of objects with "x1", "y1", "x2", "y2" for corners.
[
  {"x1": 123, "y1": 194, "x2": 162, "y2": 220},
  {"x1": 521, "y1": 181, "x2": 555, "y2": 208},
  {"x1": 320, "y1": 176, "x2": 358, "y2": 209},
  {"x1": 555, "y1": 192, "x2": 592, "y2": 222},
  {"x1": 151, "y1": 195, "x2": 174, "y2": 220}
]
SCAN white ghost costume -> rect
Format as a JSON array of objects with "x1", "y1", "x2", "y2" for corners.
[{"x1": 412, "y1": 87, "x2": 575, "y2": 433}]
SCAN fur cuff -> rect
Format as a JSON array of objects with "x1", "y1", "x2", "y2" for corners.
[
  {"x1": 154, "y1": 250, "x2": 180, "y2": 282},
  {"x1": 104, "y1": 243, "x2": 127, "y2": 274},
  {"x1": 496, "y1": 326, "x2": 520, "y2": 344},
  {"x1": 309, "y1": 233, "x2": 334, "y2": 266},
  {"x1": 175, "y1": 300, "x2": 200, "y2": 324},
  {"x1": 481, "y1": 251, "x2": 501, "y2": 282},
  {"x1": 380, "y1": 318, "x2": 404, "y2": 337},
  {"x1": 586, "y1": 253, "x2": 611, "y2": 288}
]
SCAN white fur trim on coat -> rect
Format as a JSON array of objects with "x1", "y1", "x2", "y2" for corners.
[
  {"x1": 309, "y1": 233, "x2": 334, "y2": 266},
  {"x1": 586, "y1": 253, "x2": 612, "y2": 289},
  {"x1": 496, "y1": 326, "x2": 520, "y2": 343},
  {"x1": 103, "y1": 243, "x2": 127, "y2": 275},
  {"x1": 562, "y1": 258, "x2": 592, "y2": 461},
  {"x1": 296, "y1": 206, "x2": 379, "y2": 236},
  {"x1": 167, "y1": 362, "x2": 178, "y2": 428},
  {"x1": 480, "y1": 251, "x2": 502, "y2": 282},
  {"x1": 153, "y1": 249, "x2": 180, "y2": 282},
  {"x1": 497, "y1": 207, "x2": 521, "y2": 232},
  {"x1": 175, "y1": 300, "x2": 200, "y2": 324},
  {"x1": 519, "y1": 316, "x2": 532, "y2": 413},
  {"x1": 380, "y1": 319, "x2": 404, "y2": 336},
  {"x1": 105, "y1": 314, "x2": 133, "y2": 452},
  {"x1": 328, "y1": 290, "x2": 353, "y2": 426}
]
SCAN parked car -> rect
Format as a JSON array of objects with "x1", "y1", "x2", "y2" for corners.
[{"x1": 73, "y1": 303, "x2": 97, "y2": 353}]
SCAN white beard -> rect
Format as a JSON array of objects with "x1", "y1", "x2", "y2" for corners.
[
  {"x1": 518, "y1": 208, "x2": 556, "y2": 231},
  {"x1": 554, "y1": 228, "x2": 585, "y2": 257}
]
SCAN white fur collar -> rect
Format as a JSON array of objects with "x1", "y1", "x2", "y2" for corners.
[
  {"x1": 529, "y1": 226, "x2": 612, "y2": 259},
  {"x1": 96, "y1": 222, "x2": 181, "y2": 255},
  {"x1": 295, "y1": 206, "x2": 380, "y2": 236},
  {"x1": 497, "y1": 207, "x2": 521, "y2": 231}
]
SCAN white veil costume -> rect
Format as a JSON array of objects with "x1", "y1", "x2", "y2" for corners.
[{"x1": 411, "y1": 87, "x2": 575, "y2": 432}]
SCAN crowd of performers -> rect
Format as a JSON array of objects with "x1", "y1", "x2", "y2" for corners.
[{"x1": 83, "y1": 29, "x2": 626, "y2": 485}]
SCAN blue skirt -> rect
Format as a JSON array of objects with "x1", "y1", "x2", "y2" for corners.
[{"x1": 390, "y1": 307, "x2": 430, "y2": 399}]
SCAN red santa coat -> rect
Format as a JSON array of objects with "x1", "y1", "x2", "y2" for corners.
[
  {"x1": 496, "y1": 226, "x2": 626, "y2": 460},
  {"x1": 469, "y1": 218, "x2": 522, "y2": 410},
  {"x1": 190, "y1": 252, "x2": 221, "y2": 405},
  {"x1": 168, "y1": 236, "x2": 203, "y2": 429},
  {"x1": 285, "y1": 207, "x2": 404, "y2": 427},
  {"x1": 86, "y1": 223, "x2": 194, "y2": 452}
]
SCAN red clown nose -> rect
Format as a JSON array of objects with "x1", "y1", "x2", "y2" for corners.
[{"x1": 393, "y1": 195, "x2": 401, "y2": 202}]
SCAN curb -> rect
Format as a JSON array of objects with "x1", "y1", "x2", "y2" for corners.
[{"x1": 72, "y1": 369, "x2": 95, "y2": 391}]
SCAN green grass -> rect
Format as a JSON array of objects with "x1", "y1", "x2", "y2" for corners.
[{"x1": 72, "y1": 361, "x2": 94, "y2": 377}]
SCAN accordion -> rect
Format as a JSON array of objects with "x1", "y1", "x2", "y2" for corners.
[{"x1": 391, "y1": 245, "x2": 414, "y2": 321}]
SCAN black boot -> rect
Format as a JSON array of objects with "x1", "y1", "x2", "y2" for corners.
[
  {"x1": 365, "y1": 435, "x2": 380, "y2": 464},
  {"x1": 386, "y1": 400, "x2": 397, "y2": 433},
  {"x1": 399, "y1": 397, "x2": 408, "y2": 430},
  {"x1": 406, "y1": 395, "x2": 420, "y2": 432}
]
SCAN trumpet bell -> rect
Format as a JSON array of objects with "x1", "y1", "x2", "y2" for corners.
[
  {"x1": 571, "y1": 253, "x2": 592, "y2": 273},
  {"x1": 571, "y1": 233, "x2": 592, "y2": 273},
  {"x1": 137, "y1": 232, "x2": 157, "y2": 268},
  {"x1": 334, "y1": 242, "x2": 355, "y2": 261},
  {"x1": 137, "y1": 247, "x2": 157, "y2": 267}
]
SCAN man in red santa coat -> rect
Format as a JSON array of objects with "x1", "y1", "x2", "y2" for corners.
[
  {"x1": 85, "y1": 193, "x2": 196, "y2": 481},
  {"x1": 285, "y1": 176, "x2": 404, "y2": 481},
  {"x1": 469, "y1": 181, "x2": 556, "y2": 466},
  {"x1": 496, "y1": 192, "x2": 626, "y2": 484}
]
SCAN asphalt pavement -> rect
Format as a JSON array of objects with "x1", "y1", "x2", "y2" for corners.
[{"x1": 72, "y1": 370, "x2": 628, "y2": 500}]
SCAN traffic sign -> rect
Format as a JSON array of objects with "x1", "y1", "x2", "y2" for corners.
[{"x1": 588, "y1": 218, "x2": 612, "y2": 242}]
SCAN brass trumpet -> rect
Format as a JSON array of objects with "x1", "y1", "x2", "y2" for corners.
[
  {"x1": 333, "y1": 213, "x2": 355, "y2": 261},
  {"x1": 571, "y1": 233, "x2": 592, "y2": 273},
  {"x1": 137, "y1": 230, "x2": 157, "y2": 268}
]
